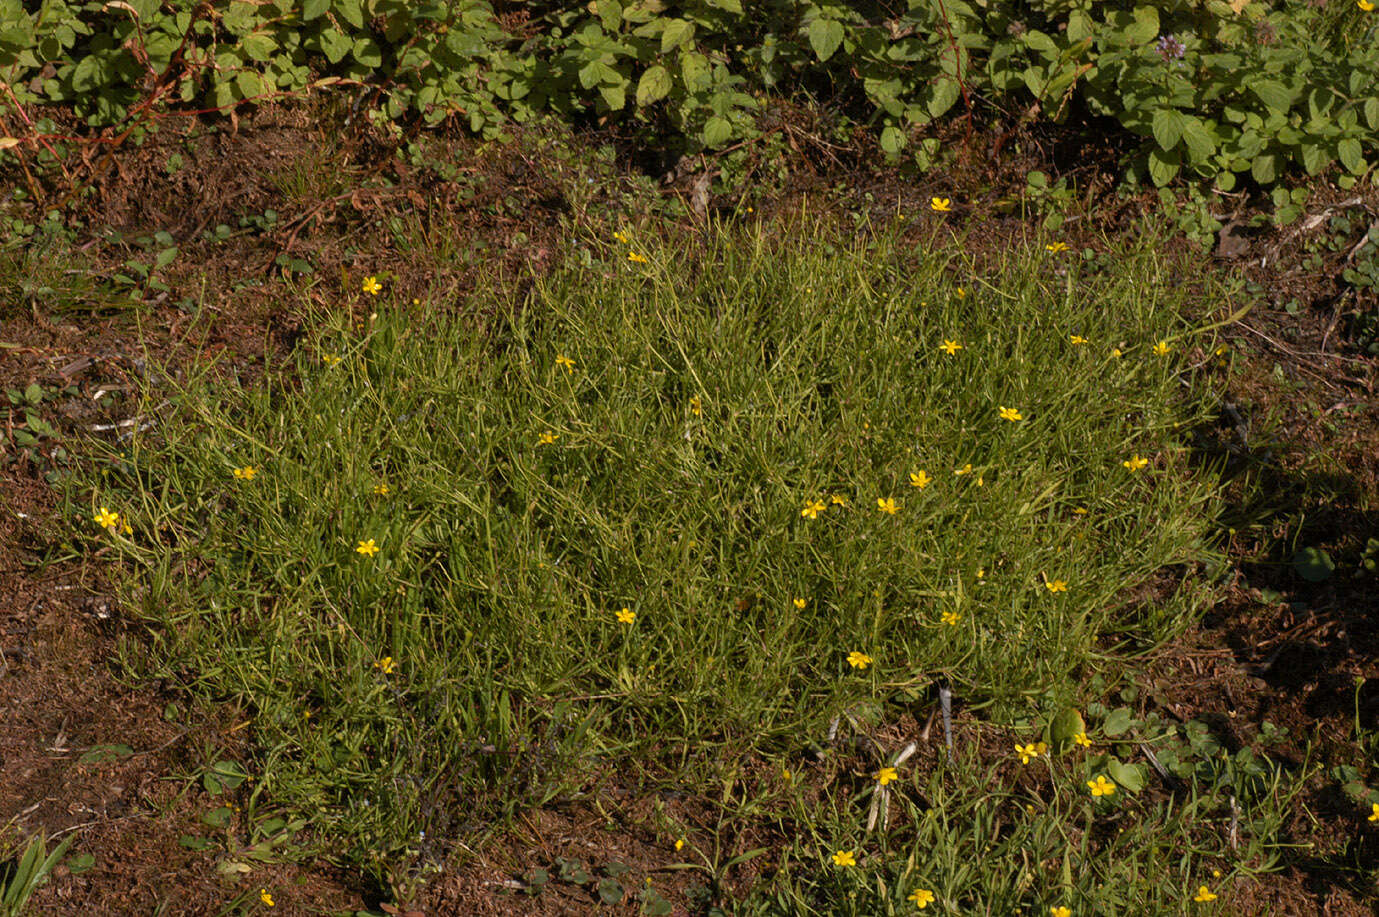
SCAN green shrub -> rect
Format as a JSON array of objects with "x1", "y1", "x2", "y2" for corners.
[{"x1": 2, "y1": 1, "x2": 1377, "y2": 190}]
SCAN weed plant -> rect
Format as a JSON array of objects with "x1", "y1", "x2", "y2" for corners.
[{"x1": 75, "y1": 221, "x2": 1228, "y2": 876}]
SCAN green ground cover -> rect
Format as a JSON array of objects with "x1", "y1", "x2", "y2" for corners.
[{"x1": 69, "y1": 220, "x2": 1264, "y2": 907}]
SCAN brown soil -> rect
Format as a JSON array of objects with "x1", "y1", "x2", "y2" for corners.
[{"x1": 3, "y1": 107, "x2": 1378, "y2": 914}]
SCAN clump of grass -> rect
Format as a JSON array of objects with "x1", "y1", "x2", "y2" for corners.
[{"x1": 75, "y1": 221, "x2": 1226, "y2": 875}]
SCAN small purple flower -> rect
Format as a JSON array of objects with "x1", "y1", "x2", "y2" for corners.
[{"x1": 1155, "y1": 33, "x2": 1186, "y2": 62}]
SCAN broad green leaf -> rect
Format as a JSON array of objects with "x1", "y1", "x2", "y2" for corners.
[
  {"x1": 1151, "y1": 108, "x2": 1185, "y2": 151},
  {"x1": 1252, "y1": 80, "x2": 1294, "y2": 113},
  {"x1": 1299, "y1": 143, "x2": 1329, "y2": 175},
  {"x1": 1293, "y1": 547, "x2": 1334, "y2": 582},
  {"x1": 636, "y1": 65, "x2": 672, "y2": 106},
  {"x1": 1338, "y1": 138, "x2": 1365, "y2": 175},
  {"x1": 807, "y1": 18, "x2": 844, "y2": 63},
  {"x1": 927, "y1": 76, "x2": 960, "y2": 119},
  {"x1": 236, "y1": 69, "x2": 263, "y2": 98},
  {"x1": 598, "y1": 81, "x2": 625, "y2": 110},
  {"x1": 352, "y1": 37, "x2": 382, "y2": 68},
  {"x1": 1147, "y1": 147, "x2": 1180, "y2": 186},
  {"x1": 319, "y1": 28, "x2": 350, "y2": 64},
  {"x1": 1102, "y1": 706, "x2": 1134, "y2": 736},
  {"x1": 596, "y1": 0, "x2": 622, "y2": 32},
  {"x1": 879, "y1": 125, "x2": 904, "y2": 154},
  {"x1": 1251, "y1": 152, "x2": 1281, "y2": 184},
  {"x1": 241, "y1": 32, "x2": 276, "y2": 62},
  {"x1": 1048, "y1": 708, "x2": 1086, "y2": 754},
  {"x1": 701, "y1": 115, "x2": 732, "y2": 147},
  {"x1": 681, "y1": 51, "x2": 710, "y2": 91},
  {"x1": 1126, "y1": 6, "x2": 1160, "y2": 44},
  {"x1": 1181, "y1": 117, "x2": 1216, "y2": 162},
  {"x1": 660, "y1": 18, "x2": 694, "y2": 53},
  {"x1": 302, "y1": 0, "x2": 330, "y2": 20},
  {"x1": 1107, "y1": 758, "x2": 1147, "y2": 793},
  {"x1": 1366, "y1": 98, "x2": 1379, "y2": 130}
]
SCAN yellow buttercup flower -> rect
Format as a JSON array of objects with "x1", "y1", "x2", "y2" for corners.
[
  {"x1": 322, "y1": 353, "x2": 341, "y2": 365},
  {"x1": 1087, "y1": 774, "x2": 1116, "y2": 797},
  {"x1": 793, "y1": 597, "x2": 808, "y2": 609},
  {"x1": 954, "y1": 463, "x2": 973, "y2": 476},
  {"x1": 355, "y1": 538, "x2": 380, "y2": 557},
  {"x1": 1046, "y1": 242, "x2": 1069, "y2": 254},
  {"x1": 1074, "y1": 732, "x2": 1092, "y2": 748},
  {"x1": 556, "y1": 354, "x2": 576, "y2": 374},
  {"x1": 94, "y1": 507, "x2": 119, "y2": 530},
  {"x1": 259, "y1": 888, "x2": 275, "y2": 907},
  {"x1": 616, "y1": 607, "x2": 636, "y2": 624},
  {"x1": 955, "y1": 286, "x2": 967, "y2": 299},
  {"x1": 362, "y1": 275, "x2": 382, "y2": 296},
  {"x1": 1045, "y1": 579, "x2": 1068, "y2": 593},
  {"x1": 232, "y1": 466, "x2": 257, "y2": 480},
  {"x1": 876, "y1": 497, "x2": 899, "y2": 514},
  {"x1": 1122, "y1": 454, "x2": 1150, "y2": 472},
  {"x1": 801, "y1": 498, "x2": 827, "y2": 519},
  {"x1": 930, "y1": 197, "x2": 952, "y2": 212},
  {"x1": 1015, "y1": 742, "x2": 1043, "y2": 764},
  {"x1": 847, "y1": 650, "x2": 872, "y2": 670},
  {"x1": 1051, "y1": 908, "x2": 1071, "y2": 917},
  {"x1": 831, "y1": 849, "x2": 856, "y2": 867},
  {"x1": 910, "y1": 470, "x2": 932, "y2": 489},
  {"x1": 1359, "y1": 0, "x2": 1375, "y2": 10},
  {"x1": 373, "y1": 656, "x2": 396, "y2": 674},
  {"x1": 1069, "y1": 335, "x2": 1088, "y2": 345},
  {"x1": 690, "y1": 396, "x2": 702, "y2": 416},
  {"x1": 940, "y1": 339, "x2": 963, "y2": 355},
  {"x1": 374, "y1": 483, "x2": 390, "y2": 495},
  {"x1": 613, "y1": 230, "x2": 630, "y2": 244},
  {"x1": 1152, "y1": 340, "x2": 1172, "y2": 357},
  {"x1": 998, "y1": 405, "x2": 1023, "y2": 422},
  {"x1": 941, "y1": 610, "x2": 960, "y2": 626},
  {"x1": 538, "y1": 431, "x2": 559, "y2": 445},
  {"x1": 628, "y1": 251, "x2": 649, "y2": 264},
  {"x1": 1193, "y1": 886, "x2": 1218, "y2": 903},
  {"x1": 909, "y1": 888, "x2": 936, "y2": 909},
  {"x1": 1369, "y1": 802, "x2": 1379, "y2": 822},
  {"x1": 675, "y1": 838, "x2": 685, "y2": 851},
  {"x1": 829, "y1": 493, "x2": 848, "y2": 506},
  {"x1": 876, "y1": 766, "x2": 899, "y2": 786}
]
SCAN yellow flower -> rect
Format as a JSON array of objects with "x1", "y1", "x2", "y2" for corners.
[
  {"x1": 689, "y1": 396, "x2": 702, "y2": 416},
  {"x1": 955, "y1": 287, "x2": 966, "y2": 299},
  {"x1": 1359, "y1": 0, "x2": 1375, "y2": 10},
  {"x1": 355, "y1": 538, "x2": 380, "y2": 557},
  {"x1": 259, "y1": 888, "x2": 274, "y2": 907},
  {"x1": 1369, "y1": 802, "x2": 1379, "y2": 822},
  {"x1": 998, "y1": 405, "x2": 1023, "y2": 422},
  {"x1": 940, "y1": 339, "x2": 963, "y2": 355},
  {"x1": 1069, "y1": 335, "x2": 1087, "y2": 345},
  {"x1": 556, "y1": 353, "x2": 576, "y2": 374},
  {"x1": 831, "y1": 849, "x2": 856, "y2": 867},
  {"x1": 954, "y1": 463, "x2": 973, "y2": 476},
  {"x1": 613, "y1": 230, "x2": 630, "y2": 244},
  {"x1": 322, "y1": 353, "x2": 341, "y2": 365},
  {"x1": 232, "y1": 466, "x2": 257, "y2": 480},
  {"x1": 538, "y1": 431, "x2": 559, "y2": 445},
  {"x1": 362, "y1": 275, "x2": 382, "y2": 296},
  {"x1": 1072, "y1": 507, "x2": 1088, "y2": 515},
  {"x1": 121, "y1": 518, "x2": 133, "y2": 536},
  {"x1": 94, "y1": 507, "x2": 119, "y2": 530},
  {"x1": 1111, "y1": 347, "x2": 1123, "y2": 358},
  {"x1": 1046, "y1": 242, "x2": 1070, "y2": 254},
  {"x1": 941, "y1": 610, "x2": 960, "y2": 626},
  {"x1": 847, "y1": 650, "x2": 872, "y2": 670},
  {"x1": 1152, "y1": 340, "x2": 1171, "y2": 357},
  {"x1": 909, "y1": 888, "x2": 935, "y2": 909},
  {"x1": 1087, "y1": 774, "x2": 1116, "y2": 797},
  {"x1": 374, "y1": 483, "x2": 390, "y2": 495},
  {"x1": 1122, "y1": 454, "x2": 1150, "y2": 472},
  {"x1": 793, "y1": 597, "x2": 808, "y2": 609},
  {"x1": 1051, "y1": 908, "x2": 1071, "y2": 917},
  {"x1": 876, "y1": 497, "x2": 899, "y2": 514},
  {"x1": 876, "y1": 766, "x2": 899, "y2": 786},
  {"x1": 1193, "y1": 886, "x2": 1218, "y2": 903},
  {"x1": 829, "y1": 493, "x2": 848, "y2": 506},
  {"x1": 675, "y1": 838, "x2": 685, "y2": 851},
  {"x1": 628, "y1": 251, "x2": 649, "y2": 264},
  {"x1": 1045, "y1": 579, "x2": 1068, "y2": 593},
  {"x1": 910, "y1": 470, "x2": 932, "y2": 489},
  {"x1": 801, "y1": 498, "x2": 827, "y2": 519},
  {"x1": 1015, "y1": 742, "x2": 1043, "y2": 764},
  {"x1": 930, "y1": 197, "x2": 952, "y2": 212},
  {"x1": 373, "y1": 656, "x2": 396, "y2": 674},
  {"x1": 1033, "y1": 741, "x2": 1047, "y2": 755},
  {"x1": 616, "y1": 607, "x2": 636, "y2": 624},
  {"x1": 1074, "y1": 732, "x2": 1092, "y2": 748}
]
